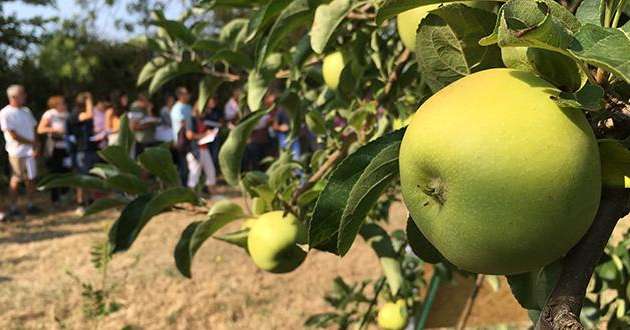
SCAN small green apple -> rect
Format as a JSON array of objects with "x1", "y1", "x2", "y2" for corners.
[
  {"x1": 322, "y1": 51, "x2": 345, "y2": 90},
  {"x1": 399, "y1": 68, "x2": 601, "y2": 275},
  {"x1": 377, "y1": 299, "x2": 408, "y2": 330},
  {"x1": 247, "y1": 211, "x2": 307, "y2": 273}
]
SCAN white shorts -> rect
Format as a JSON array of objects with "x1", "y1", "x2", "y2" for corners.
[{"x1": 9, "y1": 156, "x2": 37, "y2": 181}]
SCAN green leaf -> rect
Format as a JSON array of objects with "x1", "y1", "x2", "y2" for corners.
[
  {"x1": 375, "y1": 0, "x2": 473, "y2": 24},
  {"x1": 108, "y1": 193, "x2": 154, "y2": 253},
  {"x1": 360, "y1": 223, "x2": 404, "y2": 296},
  {"x1": 219, "y1": 18, "x2": 249, "y2": 49},
  {"x1": 599, "y1": 139, "x2": 630, "y2": 188},
  {"x1": 416, "y1": 4, "x2": 502, "y2": 92},
  {"x1": 89, "y1": 163, "x2": 119, "y2": 179},
  {"x1": 304, "y1": 313, "x2": 339, "y2": 327},
  {"x1": 138, "y1": 146, "x2": 181, "y2": 186},
  {"x1": 482, "y1": 0, "x2": 580, "y2": 52},
  {"x1": 115, "y1": 115, "x2": 134, "y2": 154},
  {"x1": 305, "y1": 111, "x2": 326, "y2": 135},
  {"x1": 310, "y1": 0, "x2": 353, "y2": 54},
  {"x1": 337, "y1": 142, "x2": 401, "y2": 255},
  {"x1": 208, "y1": 49, "x2": 253, "y2": 68},
  {"x1": 219, "y1": 109, "x2": 271, "y2": 186},
  {"x1": 197, "y1": 76, "x2": 224, "y2": 114},
  {"x1": 255, "y1": 0, "x2": 313, "y2": 69},
  {"x1": 568, "y1": 24, "x2": 630, "y2": 83},
  {"x1": 553, "y1": 82, "x2": 604, "y2": 111},
  {"x1": 98, "y1": 145, "x2": 143, "y2": 176},
  {"x1": 246, "y1": 70, "x2": 268, "y2": 111},
  {"x1": 38, "y1": 174, "x2": 107, "y2": 191},
  {"x1": 153, "y1": 20, "x2": 196, "y2": 45},
  {"x1": 502, "y1": 47, "x2": 582, "y2": 92},
  {"x1": 506, "y1": 260, "x2": 562, "y2": 310},
  {"x1": 267, "y1": 155, "x2": 301, "y2": 190},
  {"x1": 109, "y1": 187, "x2": 199, "y2": 253},
  {"x1": 214, "y1": 228, "x2": 250, "y2": 249},
  {"x1": 137, "y1": 57, "x2": 166, "y2": 86},
  {"x1": 246, "y1": 0, "x2": 292, "y2": 42},
  {"x1": 106, "y1": 173, "x2": 148, "y2": 195},
  {"x1": 191, "y1": 38, "x2": 223, "y2": 52},
  {"x1": 406, "y1": 217, "x2": 444, "y2": 264},
  {"x1": 149, "y1": 62, "x2": 202, "y2": 95},
  {"x1": 83, "y1": 196, "x2": 129, "y2": 217},
  {"x1": 486, "y1": 275, "x2": 501, "y2": 292},
  {"x1": 575, "y1": 0, "x2": 603, "y2": 26},
  {"x1": 174, "y1": 201, "x2": 245, "y2": 277},
  {"x1": 596, "y1": 259, "x2": 619, "y2": 281},
  {"x1": 309, "y1": 129, "x2": 405, "y2": 254}
]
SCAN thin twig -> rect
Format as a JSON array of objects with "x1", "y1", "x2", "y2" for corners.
[
  {"x1": 536, "y1": 188, "x2": 630, "y2": 330},
  {"x1": 359, "y1": 277, "x2": 386, "y2": 330},
  {"x1": 383, "y1": 48, "x2": 411, "y2": 96},
  {"x1": 290, "y1": 147, "x2": 349, "y2": 205},
  {"x1": 456, "y1": 274, "x2": 485, "y2": 330}
]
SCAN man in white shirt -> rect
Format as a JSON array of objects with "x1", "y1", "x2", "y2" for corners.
[{"x1": 0, "y1": 85, "x2": 39, "y2": 220}]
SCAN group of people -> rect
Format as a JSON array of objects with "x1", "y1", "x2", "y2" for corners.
[{"x1": 0, "y1": 84, "x2": 312, "y2": 222}]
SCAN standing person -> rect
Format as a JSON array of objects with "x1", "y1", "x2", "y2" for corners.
[
  {"x1": 128, "y1": 94, "x2": 159, "y2": 156},
  {"x1": 155, "y1": 94, "x2": 174, "y2": 143},
  {"x1": 185, "y1": 104, "x2": 218, "y2": 194},
  {"x1": 224, "y1": 88, "x2": 241, "y2": 128},
  {"x1": 202, "y1": 96, "x2": 223, "y2": 169},
  {"x1": 110, "y1": 90, "x2": 129, "y2": 114},
  {"x1": 271, "y1": 106, "x2": 300, "y2": 159},
  {"x1": 92, "y1": 101, "x2": 109, "y2": 149},
  {"x1": 67, "y1": 92, "x2": 98, "y2": 215},
  {"x1": 0, "y1": 85, "x2": 39, "y2": 220},
  {"x1": 38, "y1": 95, "x2": 71, "y2": 205},
  {"x1": 105, "y1": 102, "x2": 122, "y2": 146},
  {"x1": 170, "y1": 87, "x2": 193, "y2": 184},
  {"x1": 244, "y1": 114, "x2": 272, "y2": 171}
]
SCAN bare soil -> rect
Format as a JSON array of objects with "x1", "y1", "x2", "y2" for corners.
[{"x1": 4, "y1": 190, "x2": 619, "y2": 329}]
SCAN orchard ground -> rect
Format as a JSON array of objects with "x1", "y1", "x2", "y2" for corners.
[{"x1": 3, "y1": 189, "x2": 625, "y2": 329}]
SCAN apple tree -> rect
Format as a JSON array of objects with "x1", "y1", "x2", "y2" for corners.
[{"x1": 40, "y1": 0, "x2": 630, "y2": 328}]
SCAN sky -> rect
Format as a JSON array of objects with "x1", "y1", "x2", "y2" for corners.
[{"x1": 4, "y1": 0, "x2": 186, "y2": 40}]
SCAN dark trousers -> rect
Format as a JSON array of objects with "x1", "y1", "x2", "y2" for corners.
[
  {"x1": 46, "y1": 148, "x2": 70, "y2": 202},
  {"x1": 176, "y1": 149, "x2": 189, "y2": 186}
]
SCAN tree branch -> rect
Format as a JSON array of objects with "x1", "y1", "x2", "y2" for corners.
[
  {"x1": 290, "y1": 146, "x2": 348, "y2": 205},
  {"x1": 536, "y1": 188, "x2": 630, "y2": 330}
]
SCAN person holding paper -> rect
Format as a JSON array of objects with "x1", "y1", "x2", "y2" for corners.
[{"x1": 185, "y1": 103, "x2": 218, "y2": 194}]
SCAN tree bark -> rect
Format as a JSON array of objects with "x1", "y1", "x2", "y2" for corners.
[{"x1": 536, "y1": 188, "x2": 630, "y2": 330}]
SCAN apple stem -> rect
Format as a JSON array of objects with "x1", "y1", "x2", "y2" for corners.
[{"x1": 536, "y1": 188, "x2": 630, "y2": 330}]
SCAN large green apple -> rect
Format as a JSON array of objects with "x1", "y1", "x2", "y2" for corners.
[
  {"x1": 397, "y1": 2, "x2": 494, "y2": 51},
  {"x1": 322, "y1": 51, "x2": 345, "y2": 90},
  {"x1": 399, "y1": 68, "x2": 601, "y2": 275},
  {"x1": 247, "y1": 211, "x2": 307, "y2": 273},
  {"x1": 377, "y1": 299, "x2": 408, "y2": 330}
]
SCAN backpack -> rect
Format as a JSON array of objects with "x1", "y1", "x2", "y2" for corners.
[{"x1": 175, "y1": 125, "x2": 190, "y2": 154}]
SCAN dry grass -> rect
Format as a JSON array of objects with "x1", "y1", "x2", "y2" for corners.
[{"x1": 4, "y1": 191, "x2": 603, "y2": 329}]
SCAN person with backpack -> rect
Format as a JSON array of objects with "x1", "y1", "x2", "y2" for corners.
[{"x1": 184, "y1": 102, "x2": 218, "y2": 194}]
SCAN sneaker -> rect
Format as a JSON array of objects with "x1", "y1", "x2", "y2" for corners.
[
  {"x1": 26, "y1": 205, "x2": 42, "y2": 214},
  {"x1": 4, "y1": 209, "x2": 24, "y2": 221},
  {"x1": 75, "y1": 206, "x2": 86, "y2": 217}
]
